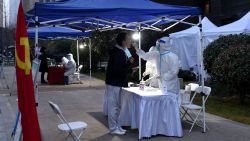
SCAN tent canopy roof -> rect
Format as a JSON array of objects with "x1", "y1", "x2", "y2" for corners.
[
  {"x1": 27, "y1": 0, "x2": 201, "y2": 32},
  {"x1": 29, "y1": 0, "x2": 201, "y2": 18},
  {"x1": 28, "y1": 27, "x2": 90, "y2": 39},
  {"x1": 170, "y1": 17, "x2": 217, "y2": 37},
  {"x1": 203, "y1": 11, "x2": 250, "y2": 36}
]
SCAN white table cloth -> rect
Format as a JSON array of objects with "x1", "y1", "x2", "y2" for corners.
[{"x1": 119, "y1": 87, "x2": 183, "y2": 139}]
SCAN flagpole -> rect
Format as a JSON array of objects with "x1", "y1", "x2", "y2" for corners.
[
  {"x1": 35, "y1": 16, "x2": 39, "y2": 106},
  {"x1": 35, "y1": 16, "x2": 38, "y2": 54}
]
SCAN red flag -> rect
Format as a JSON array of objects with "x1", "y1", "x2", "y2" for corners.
[{"x1": 15, "y1": 1, "x2": 41, "y2": 141}]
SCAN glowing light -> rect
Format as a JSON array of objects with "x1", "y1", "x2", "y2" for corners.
[
  {"x1": 132, "y1": 33, "x2": 140, "y2": 40},
  {"x1": 79, "y1": 43, "x2": 87, "y2": 49}
]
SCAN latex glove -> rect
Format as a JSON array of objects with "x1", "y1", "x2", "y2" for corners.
[{"x1": 142, "y1": 71, "x2": 149, "y2": 77}]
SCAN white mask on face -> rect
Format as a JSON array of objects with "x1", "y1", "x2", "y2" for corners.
[{"x1": 158, "y1": 37, "x2": 171, "y2": 52}]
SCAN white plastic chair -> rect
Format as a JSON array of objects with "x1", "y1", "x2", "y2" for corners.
[
  {"x1": 48, "y1": 101, "x2": 87, "y2": 141},
  {"x1": 72, "y1": 65, "x2": 83, "y2": 82},
  {"x1": 181, "y1": 86, "x2": 211, "y2": 133}
]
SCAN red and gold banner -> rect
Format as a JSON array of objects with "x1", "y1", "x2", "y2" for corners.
[{"x1": 15, "y1": 1, "x2": 41, "y2": 141}]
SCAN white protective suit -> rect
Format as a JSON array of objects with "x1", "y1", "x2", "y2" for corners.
[
  {"x1": 136, "y1": 37, "x2": 180, "y2": 94},
  {"x1": 64, "y1": 53, "x2": 76, "y2": 76},
  {"x1": 143, "y1": 45, "x2": 159, "y2": 88}
]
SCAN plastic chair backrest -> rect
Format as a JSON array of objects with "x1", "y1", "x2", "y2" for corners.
[
  {"x1": 195, "y1": 86, "x2": 211, "y2": 96},
  {"x1": 190, "y1": 86, "x2": 211, "y2": 104},
  {"x1": 181, "y1": 84, "x2": 192, "y2": 104},
  {"x1": 48, "y1": 101, "x2": 81, "y2": 141},
  {"x1": 49, "y1": 101, "x2": 62, "y2": 114},
  {"x1": 188, "y1": 83, "x2": 199, "y2": 92},
  {"x1": 48, "y1": 101, "x2": 67, "y2": 124},
  {"x1": 185, "y1": 85, "x2": 191, "y2": 93}
]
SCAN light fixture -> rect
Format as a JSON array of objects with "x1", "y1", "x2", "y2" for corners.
[
  {"x1": 132, "y1": 32, "x2": 140, "y2": 40},
  {"x1": 80, "y1": 43, "x2": 87, "y2": 49},
  {"x1": 79, "y1": 44, "x2": 84, "y2": 49}
]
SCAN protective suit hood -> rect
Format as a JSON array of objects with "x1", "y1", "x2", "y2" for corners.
[
  {"x1": 67, "y1": 53, "x2": 74, "y2": 61},
  {"x1": 158, "y1": 37, "x2": 171, "y2": 52}
]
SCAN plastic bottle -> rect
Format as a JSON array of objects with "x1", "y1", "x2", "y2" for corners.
[{"x1": 139, "y1": 80, "x2": 145, "y2": 91}]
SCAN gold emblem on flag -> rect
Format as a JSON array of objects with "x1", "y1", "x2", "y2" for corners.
[{"x1": 15, "y1": 37, "x2": 31, "y2": 75}]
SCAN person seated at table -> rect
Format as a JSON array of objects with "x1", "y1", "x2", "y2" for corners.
[
  {"x1": 134, "y1": 37, "x2": 180, "y2": 94},
  {"x1": 62, "y1": 53, "x2": 76, "y2": 85},
  {"x1": 61, "y1": 57, "x2": 68, "y2": 65}
]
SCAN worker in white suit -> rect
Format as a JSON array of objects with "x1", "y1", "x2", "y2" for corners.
[
  {"x1": 142, "y1": 42, "x2": 159, "y2": 88},
  {"x1": 134, "y1": 37, "x2": 180, "y2": 94},
  {"x1": 63, "y1": 53, "x2": 76, "y2": 85}
]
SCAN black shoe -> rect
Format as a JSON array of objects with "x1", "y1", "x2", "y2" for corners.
[{"x1": 41, "y1": 81, "x2": 47, "y2": 84}]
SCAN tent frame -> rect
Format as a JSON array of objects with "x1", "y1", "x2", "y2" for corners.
[
  {"x1": 30, "y1": 15, "x2": 199, "y2": 32},
  {"x1": 33, "y1": 15, "x2": 204, "y2": 85},
  {"x1": 29, "y1": 4, "x2": 204, "y2": 86}
]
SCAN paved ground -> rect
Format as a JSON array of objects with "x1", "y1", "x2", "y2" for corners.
[{"x1": 1, "y1": 66, "x2": 250, "y2": 141}]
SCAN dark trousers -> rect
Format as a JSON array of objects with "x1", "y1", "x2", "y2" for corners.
[
  {"x1": 64, "y1": 76, "x2": 69, "y2": 85},
  {"x1": 41, "y1": 72, "x2": 46, "y2": 83}
]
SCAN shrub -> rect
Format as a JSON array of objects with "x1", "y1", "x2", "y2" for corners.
[
  {"x1": 204, "y1": 34, "x2": 250, "y2": 73},
  {"x1": 211, "y1": 45, "x2": 250, "y2": 103}
]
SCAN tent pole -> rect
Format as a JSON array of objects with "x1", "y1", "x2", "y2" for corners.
[
  {"x1": 76, "y1": 39, "x2": 80, "y2": 81},
  {"x1": 199, "y1": 15, "x2": 206, "y2": 133},
  {"x1": 89, "y1": 38, "x2": 92, "y2": 80},
  {"x1": 199, "y1": 15, "x2": 205, "y2": 88},
  {"x1": 163, "y1": 15, "x2": 190, "y2": 31},
  {"x1": 138, "y1": 26, "x2": 141, "y2": 81},
  {"x1": 76, "y1": 39, "x2": 79, "y2": 67}
]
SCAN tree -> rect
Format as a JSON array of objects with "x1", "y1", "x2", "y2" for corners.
[{"x1": 212, "y1": 45, "x2": 250, "y2": 103}]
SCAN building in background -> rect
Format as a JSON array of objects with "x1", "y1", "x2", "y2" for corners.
[
  {"x1": 9, "y1": 0, "x2": 19, "y2": 27},
  {"x1": 7, "y1": 0, "x2": 58, "y2": 27},
  {"x1": 22, "y1": 0, "x2": 57, "y2": 12},
  {"x1": 0, "y1": 0, "x2": 9, "y2": 28},
  {"x1": 22, "y1": 0, "x2": 38, "y2": 12}
]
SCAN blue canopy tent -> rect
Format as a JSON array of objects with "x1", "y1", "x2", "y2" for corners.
[
  {"x1": 27, "y1": 0, "x2": 204, "y2": 84},
  {"x1": 28, "y1": 26, "x2": 90, "y2": 39},
  {"x1": 29, "y1": 0, "x2": 200, "y2": 18},
  {"x1": 28, "y1": 26, "x2": 91, "y2": 79},
  {"x1": 27, "y1": 0, "x2": 201, "y2": 32}
]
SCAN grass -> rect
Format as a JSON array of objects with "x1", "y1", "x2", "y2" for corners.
[
  {"x1": 204, "y1": 96, "x2": 250, "y2": 125},
  {"x1": 83, "y1": 71, "x2": 250, "y2": 125},
  {"x1": 193, "y1": 94, "x2": 250, "y2": 125}
]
